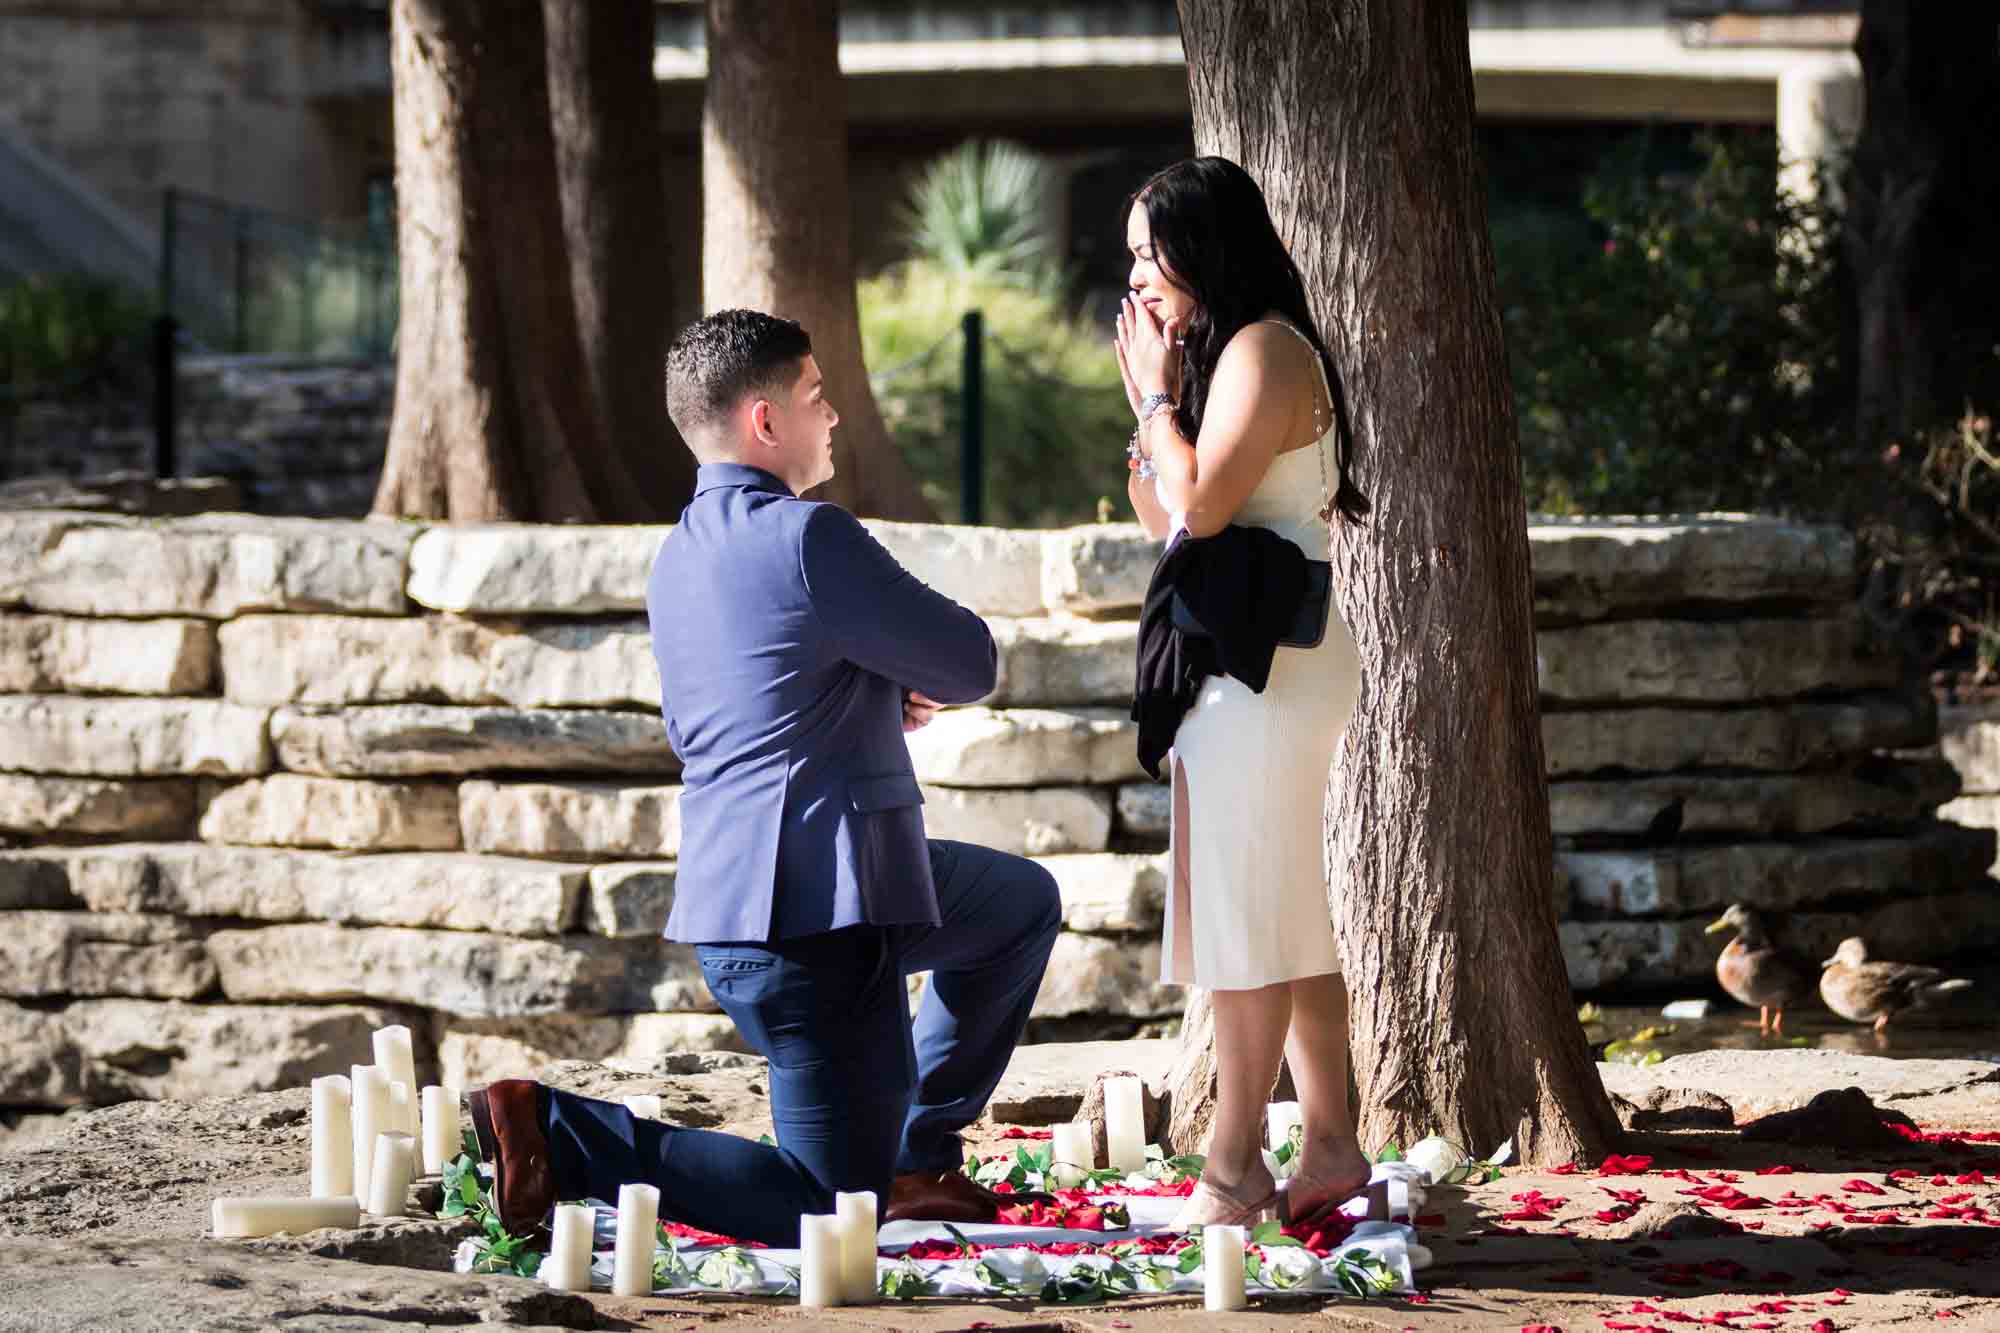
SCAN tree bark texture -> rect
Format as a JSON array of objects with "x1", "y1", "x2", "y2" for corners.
[
  {"x1": 700, "y1": 0, "x2": 933, "y2": 519},
  {"x1": 375, "y1": 0, "x2": 664, "y2": 521},
  {"x1": 1846, "y1": 1, "x2": 2000, "y2": 447},
  {"x1": 1169, "y1": 0, "x2": 1621, "y2": 1166},
  {"x1": 544, "y1": 0, "x2": 695, "y2": 517}
]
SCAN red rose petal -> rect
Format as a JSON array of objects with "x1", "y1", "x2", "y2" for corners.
[{"x1": 1755, "y1": 1165, "x2": 1796, "y2": 1176}]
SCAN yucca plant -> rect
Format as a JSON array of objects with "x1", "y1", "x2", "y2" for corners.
[{"x1": 896, "y1": 140, "x2": 1068, "y2": 294}]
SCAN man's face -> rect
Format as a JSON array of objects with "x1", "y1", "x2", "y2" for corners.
[{"x1": 759, "y1": 354, "x2": 839, "y2": 493}]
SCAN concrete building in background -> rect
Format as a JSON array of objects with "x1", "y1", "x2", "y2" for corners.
[{"x1": 0, "y1": 0, "x2": 1863, "y2": 324}]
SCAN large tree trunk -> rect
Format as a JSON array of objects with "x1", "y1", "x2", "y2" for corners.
[
  {"x1": 1846, "y1": 2, "x2": 2000, "y2": 447},
  {"x1": 374, "y1": 0, "x2": 664, "y2": 521},
  {"x1": 1167, "y1": 0, "x2": 1620, "y2": 1166},
  {"x1": 544, "y1": 0, "x2": 695, "y2": 517},
  {"x1": 700, "y1": 0, "x2": 933, "y2": 519}
]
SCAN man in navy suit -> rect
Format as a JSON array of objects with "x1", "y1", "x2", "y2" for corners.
[{"x1": 466, "y1": 310, "x2": 1062, "y2": 1246}]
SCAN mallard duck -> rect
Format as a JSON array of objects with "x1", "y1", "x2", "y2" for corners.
[
  {"x1": 1705, "y1": 903, "x2": 1812, "y2": 1034},
  {"x1": 1819, "y1": 937, "x2": 1973, "y2": 1032}
]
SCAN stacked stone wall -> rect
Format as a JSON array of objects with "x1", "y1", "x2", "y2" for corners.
[{"x1": 2, "y1": 509, "x2": 1992, "y2": 1110}]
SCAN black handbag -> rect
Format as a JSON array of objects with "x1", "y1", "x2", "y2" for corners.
[{"x1": 1169, "y1": 541, "x2": 1332, "y2": 649}]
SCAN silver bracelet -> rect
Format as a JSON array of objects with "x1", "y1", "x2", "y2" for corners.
[{"x1": 1127, "y1": 429, "x2": 1157, "y2": 482}]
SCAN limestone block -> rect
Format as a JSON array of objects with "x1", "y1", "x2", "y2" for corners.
[
  {"x1": 269, "y1": 705, "x2": 678, "y2": 777},
  {"x1": 1938, "y1": 794, "x2": 2000, "y2": 872},
  {"x1": 1031, "y1": 932, "x2": 1177, "y2": 1019},
  {"x1": 407, "y1": 524, "x2": 669, "y2": 614},
  {"x1": 198, "y1": 775, "x2": 460, "y2": 850},
  {"x1": 1043, "y1": 853, "x2": 1167, "y2": 933},
  {"x1": 458, "y1": 780, "x2": 681, "y2": 858},
  {"x1": 1557, "y1": 822, "x2": 1994, "y2": 918},
  {"x1": 0, "y1": 911, "x2": 216, "y2": 999},
  {"x1": 434, "y1": 1013, "x2": 748, "y2": 1088},
  {"x1": 0, "y1": 512, "x2": 415, "y2": 617},
  {"x1": 0, "y1": 615, "x2": 215, "y2": 695},
  {"x1": 1538, "y1": 615, "x2": 1897, "y2": 706},
  {"x1": 0, "y1": 775, "x2": 194, "y2": 838},
  {"x1": 0, "y1": 854, "x2": 79, "y2": 908},
  {"x1": 918, "y1": 785, "x2": 1112, "y2": 856},
  {"x1": 207, "y1": 923, "x2": 715, "y2": 1018},
  {"x1": 1543, "y1": 693, "x2": 1933, "y2": 777},
  {"x1": 583, "y1": 862, "x2": 676, "y2": 937},
  {"x1": 1549, "y1": 761, "x2": 1957, "y2": 839},
  {"x1": 0, "y1": 997, "x2": 409, "y2": 1106},
  {"x1": 989, "y1": 617, "x2": 1137, "y2": 707},
  {"x1": 1528, "y1": 517, "x2": 1854, "y2": 621},
  {"x1": 1040, "y1": 524, "x2": 1160, "y2": 616},
  {"x1": 4, "y1": 844, "x2": 581, "y2": 936},
  {"x1": 0, "y1": 696, "x2": 270, "y2": 777},
  {"x1": 907, "y1": 707, "x2": 1143, "y2": 786},
  {"x1": 1938, "y1": 705, "x2": 2000, "y2": 794},
  {"x1": 218, "y1": 615, "x2": 658, "y2": 709},
  {"x1": 862, "y1": 521, "x2": 1045, "y2": 617},
  {"x1": 1116, "y1": 783, "x2": 1170, "y2": 839}
]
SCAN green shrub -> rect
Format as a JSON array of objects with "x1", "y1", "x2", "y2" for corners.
[{"x1": 0, "y1": 274, "x2": 152, "y2": 398}]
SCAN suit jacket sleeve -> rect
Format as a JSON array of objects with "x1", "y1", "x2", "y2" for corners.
[{"x1": 800, "y1": 504, "x2": 997, "y2": 705}]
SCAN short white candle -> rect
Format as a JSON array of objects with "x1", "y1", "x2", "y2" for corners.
[
  {"x1": 611, "y1": 1182, "x2": 660, "y2": 1297},
  {"x1": 797, "y1": 1212, "x2": 844, "y2": 1307},
  {"x1": 309, "y1": 1074, "x2": 354, "y2": 1199},
  {"x1": 366, "y1": 1131, "x2": 417, "y2": 1217},
  {"x1": 834, "y1": 1189, "x2": 878, "y2": 1304},
  {"x1": 372, "y1": 1025, "x2": 420, "y2": 1134},
  {"x1": 349, "y1": 1065, "x2": 390, "y2": 1203},
  {"x1": 545, "y1": 1203, "x2": 597, "y2": 1291},
  {"x1": 1103, "y1": 1076, "x2": 1147, "y2": 1173},
  {"x1": 1050, "y1": 1122, "x2": 1093, "y2": 1186},
  {"x1": 621, "y1": 1094, "x2": 663, "y2": 1121},
  {"x1": 420, "y1": 1085, "x2": 458, "y2": 1176},
  {"x1": 1203, "y1": 1222, "x2": 1248, "y2": 1311},
  {"x1": 1266, "y1": 1101, "x2": 1305, "y2": 1152},
  {"x1": 212, "y1": 1196, "x2": 360, "y2": 1238}
]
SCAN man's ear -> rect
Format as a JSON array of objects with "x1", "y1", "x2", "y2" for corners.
[{"x1": 748, "y1": 397, "x2": 779, "y2": 446}]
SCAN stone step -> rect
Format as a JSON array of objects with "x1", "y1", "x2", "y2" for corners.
[
  {"x1": 269, "y1": 704, "x2": 680, "y2": 777},
  {"x1": 1032, "y1": 932, "x2": 1177, "y2": 1021},
  {"x1": 0, "y1": 695, "x2": 271, "y2": 777},
  {"x1": 198, "y1": 774, "x2": 460, "y2": 851},
  {"x1": 0, "y1": 910, "x2": 215, "y2": 1000},
  {"x1": 1537, "y1": 614, "x2": 1896, "y2": 706},
  {"x1": 582, "y1": 862, "x2": 676, "y2": 938},
  {"x1": 1042, "y1": 852, "x2": 1166, "y2": 933},
  {"x1": 434, "y1": 1013, "x2": 749, "y2": 1090},
  {"x1": 458, "y1": 778, "x2": 681, "y2": 858},
  {"x1": 1549, "y1": 760, "x2": 1958, "y2": 839},
  {"x1": 1939, "y1": 704, "x2": 2000, "y2": 794},
  {"x1": 1556, "y1": 821, "x2": 1994, "y2": 918},
  {"x1": 0, "y1": 613, "x2": 215, "y2": 695},
  {"x1": 1938, "y1": 794, "x2": 2000, "y2": 872},
  {"x1": 0, "y1": 997, "x2": 412, "y2": 1106},
  {"x1": 920, "y1": 784, "x2": 1113, "y2": 856},
  {"x1": 1527, "y1": 517, "x2": 1855, "y2": 621},
  {"x1": 0, "y1": 774, "x2": 195, "y2": 838},
  {"x1": 906, "y1": 706, "x2": 1144, "y2": 786},
  {"x1": 1543, "y1": 693, "x2": 1933, "y2": 777},
  {"x1": 987, "y1": 1037, "x2": 1180, "y2": 1122}
]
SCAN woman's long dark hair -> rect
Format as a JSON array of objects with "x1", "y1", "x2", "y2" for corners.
[{"x1": 1128, "y1": 156, "x2": 1369, "y2": 524}]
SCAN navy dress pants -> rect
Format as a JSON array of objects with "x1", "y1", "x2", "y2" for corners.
[{"x1": 538, "y1": 839, "x2": 1061, "y2": 1246}]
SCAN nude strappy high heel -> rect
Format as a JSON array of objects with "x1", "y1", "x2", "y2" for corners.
[
  {"x1": 1278, "y1": 1170, "x2": 1390, "y2": 1227},
  {"x1": 1170, "y1": 1173, "x2": 1282, "y2": 1231}
]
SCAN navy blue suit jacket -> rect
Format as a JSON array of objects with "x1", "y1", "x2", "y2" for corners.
[{"x1": 646, "y1": 463, "x2": 997, "y2": 943}]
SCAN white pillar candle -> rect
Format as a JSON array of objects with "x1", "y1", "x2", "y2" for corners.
[
  {"x1": 387, "y1": 1080, "x2": 414, "y2": 1147},
  {"x1": 1050, "y1": 1122, "x2": 1093, "y2": 1186},
  {"x1": 545, "y1": 1203, "x2": 597, "y2": 1291},
  {"x1": 1203, "y1": 1222, "x2": 1248, "y2": 1311},
  {"x1": 212, "y1": 1195, "x2": 360, "y2": 1238},
  {"x1": 834, "y1": 1189, "x2": 878, "y2": 1304},
  {"x1": 349, "y1": 1064, "x2": 390, "y2": 1202},
  {"x1": 372, "y1": 1025, "x2": 420, "y2": 1134},
  {"x1": 366, "y1": 1131, "x2": 417, "y2": 1217},
  {"x1": 797, "y1": 1212, "x2": 844, "y2": 1307},
  {"x1": 420, "y1": 1085, "x2": 458, "y2": 1176},
  {"x1": 621, "y1": 1093, "x2": 663, "y2": 1121},
  {"x1": 1103, "y1": 1076, "x2": 1147, "y2": 1173},
  {"x1": 1266, "y1": 1101, "x2": 1305, "y2": 1151},
  {"x1": 611, "y1": 1182, "x2": 660, "y2": 1297},
  {"x1": 309, "y1": 1074, "x2": 354, "y2": 1199}
]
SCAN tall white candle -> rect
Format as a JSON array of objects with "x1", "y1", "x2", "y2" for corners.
[
  {"x1": 611, "y1": 1182, "x2": 660, "y2": 1297},
  {"x1": 798, "y1": 1213, "x2": 844, "y2": 1307},
  {"x1": 309, "y1": 1074, "x2": 354, "y2": 1199},
  {"x1": 349, "y1": 1065, "x2": 390, "y2": 1202},
  {"x1": 212, "y1": 1196, "x2": 360, "y2": 1238},
  {"x1": 366, "y1": 1131, "x2": 417, "y2": 1217},
  {"x1": 1103, "y1": 1076, "x2": 1147, "y2": 1173},
  {"x1": 420, "y1": 1085, "x2": 458, "y2": 1176},
  {"x1": 1203, "y1": 1222, "x2": 1248, "y2": 1311},
  {"x1": 388, "y1": 1080, "x2": 414, "y2": 1147},
  {"x1": 1266, "y1": 1101, "x2": 1305, "y2": 1152},
  {"x1": 1050, "y1": 1122, "x2": 1093, "y2": 1186},
  {"x1": 545, "y1": 1203, "x2": 596, "y2": 1291},
  {"x1": 621, "y1": 1094, "x2": 663, "y2": 1121},
  {"x1": 372, "y1": 1025, "x2": 420, "y2": 1134},
  {"x1": 834, "y1": 1189, "x2": 878, "y2": 1304}
]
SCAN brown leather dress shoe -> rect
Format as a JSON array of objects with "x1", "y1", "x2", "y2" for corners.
[
  {"x1": 465, "y1": 1079, "x2": 555, "y2": 1236},
  {"x1": 883, "y1": 1169, "x2": 1059, "y2": 1224}
]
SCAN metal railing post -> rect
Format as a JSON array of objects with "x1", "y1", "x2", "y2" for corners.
[
  {"x1": 153, "y1": 187, "x2": 179, "y2": 480},
  {"x1": 960, "y1": 309, "x2": 984, "y2": 525}
]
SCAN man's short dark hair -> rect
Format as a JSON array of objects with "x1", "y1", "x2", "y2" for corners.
[{"x1": 664, "y1": 309, "x2": 813, "y2": 441}]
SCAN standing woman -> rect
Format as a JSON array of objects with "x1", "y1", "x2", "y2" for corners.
[{"x1": 1114, "y1": 156, "x2": 1376, "y2": 1229}]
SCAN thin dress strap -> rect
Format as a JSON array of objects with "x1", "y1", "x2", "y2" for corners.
[{"x1": 1256, "y1": 318, "x2": 1342, "y2": 506}]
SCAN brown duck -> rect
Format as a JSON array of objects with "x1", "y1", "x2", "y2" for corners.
[
  {"x1": 1706, "y1": 903, "x2": 1812, "y2": 1034},
  {"x1": 1819, "y1": 937, "x2": 1973, "y2": 1033}
]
